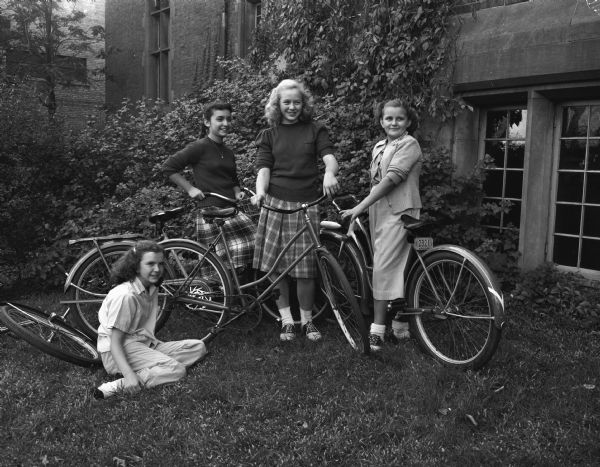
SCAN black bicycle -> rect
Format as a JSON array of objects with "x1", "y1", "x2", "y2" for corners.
[{"x1": 319, "y1": 195, "x2": 505, "y2": 369}]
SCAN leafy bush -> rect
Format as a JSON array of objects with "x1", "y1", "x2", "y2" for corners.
[{"x1": 510, "y1": 263, "x2": 600, "y2": 323}]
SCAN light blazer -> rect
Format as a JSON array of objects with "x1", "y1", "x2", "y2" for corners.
[{"x1": 370, "y1": 135, "x2": 422, "y2": 213}]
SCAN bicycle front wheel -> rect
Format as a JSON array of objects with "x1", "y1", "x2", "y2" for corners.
[
  {"x1": 316, "y1": 249, "x2": 369, "y2": 354},
  {"x1": 320, "y1": 234, "x2": 370, "y2": 314},
  {"x1": 66, "y1": 242, "x2": 171, "y2": 339},
  {"x1": 159, "y1": 239, "x2": 234, "y2": 328},
  {"x1": 0, "y1": 303, "x2": 100, "y2": 367},
  {"x1": 406, "y1": 250, "x2": 502, "y2": 369}
]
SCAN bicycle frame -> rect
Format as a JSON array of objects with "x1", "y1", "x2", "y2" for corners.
[{"x1": 160, "y1": 197, "x2": 327, "y2": 329}]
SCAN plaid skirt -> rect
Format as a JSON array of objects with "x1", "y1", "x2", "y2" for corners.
[
  {"x1": 252, "y1": 194, "x2": 319, "y2": 279},
  {"x1": 196, "y1": 210, "x2": 256, "y2": 269}
]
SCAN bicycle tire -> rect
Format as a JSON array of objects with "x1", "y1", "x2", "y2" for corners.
[
  {"x1": 319, "y1": 234, "x2": 370, "y2": 314},
  {"x1": 316, "y1": 249, "x2": 369, "y2": 354},
  {"x1": 406, "y1": 250, "x2": 502, "y2": 369},
  {"x1": 159, "y1": 239, "x2": 234, "y2": 328},
  {"x1": 0, "y1": 302, "x2": 100, "y2": 367},
  {"x1": 66, "y1": 242, "x2": 169, "y2": 339}
]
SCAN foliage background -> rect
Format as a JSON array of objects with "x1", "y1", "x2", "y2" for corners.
[{"x1": 2, "y1": 0, "x2": 519, "y2": 294}]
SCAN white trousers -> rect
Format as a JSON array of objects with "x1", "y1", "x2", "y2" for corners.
[{"x1": 100, "y1": 339, "x2": 207, "y2": 388}]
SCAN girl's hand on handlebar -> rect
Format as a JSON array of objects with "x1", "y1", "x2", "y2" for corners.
[
  {"x1": 188, "y1": 187, "x2": 205, "y2": 199},
  {"x1": 323, "y1": 172, "x2": 339, "y2": 198},
  {"x1": 236, "y1": 191, "x2": 246, "y2": 200},
  {"x1": 251, "y1": 192, "x2": 265, "y2": 207},
  {"x1": 340, "y1": 206, "x2": 364, "y2": 234}
]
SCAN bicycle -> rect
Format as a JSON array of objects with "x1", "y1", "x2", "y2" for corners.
[
  {"x1": 63, "y1": 189, "x2": 331, "y2": 339},
  {"x1": 0, "y1": 301, "x2": 101, "y2": 367},
  {"x1": 319, "y1": 195, "x2": 505, "y2": 369}
]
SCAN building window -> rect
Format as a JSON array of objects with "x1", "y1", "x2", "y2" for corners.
[
  {"x1": 481, "y1": 108, "x2": 527, "y2": 232},
  {"x1": 551, "y1": 104, "x2": 600, "y2": 273},
  {"x1": 240, "y1": 1, "x2": 261, "y2": 57},
  {"x1": 149, "y1": 0, "x2": 170, "y2": 102}
]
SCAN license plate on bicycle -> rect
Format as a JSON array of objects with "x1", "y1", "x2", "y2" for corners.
[{"x1": 414, "y1": 237, "x2": 433, "y2": 251}]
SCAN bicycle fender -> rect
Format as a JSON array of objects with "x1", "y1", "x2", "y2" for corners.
[
  {"x1": 63, "y1": 240, "x2": 137, "y2": 293},
  {"x1": 406, "y1": 244, "x2": 506, "y2": 329}
]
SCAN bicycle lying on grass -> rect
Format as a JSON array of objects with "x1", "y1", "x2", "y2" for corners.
[
  {"x1": 0, "y1": 194, "x2": 369, "y2": 367},
  {"x1": 318, "y1": 195, "x2": 506, "y2": 370}
]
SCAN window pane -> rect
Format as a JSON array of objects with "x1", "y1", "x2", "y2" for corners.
[
  {"x1": 504, "y1": 200, "x2": 521, "y2": 227},
  {"x1": 553, "y1": 235, "x2": 579, "y2": 267},
  {"x1": 483, "y1": 170, "x2": 504, "y2": 197},
  {"x1": 484, "y1": 141, "x2": 505, "y2": 167},
  {"x1": 507, "y1": 141, "x2": 525, "y2": 168},
  {"x1": 588, "y1": 140, "x2": 600, "y2": 171},
  {"x1": 151, "y1": 16, "x2": 159, "y2": 51},
  {"x1": 160, "y1": 11, "x2": 169, "y2": 49},
  {"x1": 581, "y1": 238, "x2": 600, "y2": 270},
  {"x1": 486, "y1": 110, "x2": 507, "y2": 138},
  {"x1": 556, "y1": 172, "x2": 584, "y2": 202},
  {"x1": 590, "y1": 106, "x2": 600, "y2": 137},
  {"x1": 554, "y1": 204, "x2": 581, "y2": 235},
  {"x1": 508, "y1": 109, "x2": 526, "y2": 139},
  {"x1": 562, "y1": 106, "x2": 588, "y2": 137},
  {"x1": 583, "y1": 206, "x2": 600, "y2": 237},
  {"x1": 504, "y1": 170, "x2": 523, "y2": 199},
  {"x1": 586, "y1": 173, "x2": 600, "y2": 204},
  {"x1": 559, "y1": 140, "x2": 586, "y2": 170},
  {"x1": 482, "y1": 199, "x2": 502, "y2": 227}
]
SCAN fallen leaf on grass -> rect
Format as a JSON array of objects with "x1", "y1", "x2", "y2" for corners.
[
  {"x1": 493, "y1": 385, "x2": 505, "y2": 393},
  {"x1": 437, "y1": 408, "x2": 451, "y2": 416},
  {"x1": 583, "y1": 384, "x2": 596, "y2": 390},
  {"x1": 466, "y1": 414, "x2": 478, "y2": 426}
]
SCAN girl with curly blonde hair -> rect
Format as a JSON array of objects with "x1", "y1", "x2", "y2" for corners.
[{"x1": 252, "y1": 79, "x2": 340, "y2": 342}]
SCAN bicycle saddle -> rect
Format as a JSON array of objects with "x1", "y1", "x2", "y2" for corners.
[
  {"x1": 400, "y1": 214, "x2": 434, "y2": 232},
  {"x1": 200, "y1": 206, "x2": 237, "y2": 219},
  {"x1": 148, "y1": 206, "x2": 185, "y2": 224}
]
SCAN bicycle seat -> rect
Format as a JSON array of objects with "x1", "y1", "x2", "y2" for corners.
[
  {"x1": 200, "y1": 206, "x2": 237, "y2": 219},
  {"x1": 401, "y1": 214, "x2": 435, "y2": 232},
  {"x1": 148, "y1": 206, "x2": 185, "y2": 224}
]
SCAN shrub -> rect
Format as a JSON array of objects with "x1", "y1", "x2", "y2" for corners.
[{"x1": 510, "y1": 263, "x2": 600, "y2": 323}]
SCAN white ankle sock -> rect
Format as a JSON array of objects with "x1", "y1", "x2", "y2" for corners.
[
  {"x1": 370, "y1": 323, "x2": 386, "y2": 339},
  {"x1": 279, "y1": 306, "x2": 294, "y2": 326},
  {"x1": 300, "y1": 308, "x2": 312, "y2": 326}
]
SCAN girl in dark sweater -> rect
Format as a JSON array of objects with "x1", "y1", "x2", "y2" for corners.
[
  {"x1": 162, "y1": 101, "x2": 256, "y2": 269},
  {"x1": 252, "y1": 79, "x2": 340, "y2": 341}
]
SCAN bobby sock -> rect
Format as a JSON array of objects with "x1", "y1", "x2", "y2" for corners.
[{"x1": 279, "y1": 306, "x2": 294, "y2": 326}]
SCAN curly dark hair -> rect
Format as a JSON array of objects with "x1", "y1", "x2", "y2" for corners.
[
  {"x1": 374, "y1": 99, "x2": 419, "y2": 134},
  {"x1": 110, "y1": 240, "x2": 165, "y2": 286}
]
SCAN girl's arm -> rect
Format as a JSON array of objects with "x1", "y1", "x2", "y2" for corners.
[
  {"x1": 322, "y1": 154, "x2": 340, "y2": 197},
  {"x1": 340, "y1": 177, "x2": 395, "y2": 224},
  {"x1": 109, "y1": 328, "x2": 144, "y2": 394},
  {"x1": 168, "y1": 173, "x2": 205, "y2": 199},
  {"x1": 253, "y1": 167, "x2": 271, "y2": 206}
]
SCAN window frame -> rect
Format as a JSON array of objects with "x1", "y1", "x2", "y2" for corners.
[
  {"x1": 548, "y1": 99, "x2": 600, "y2": 280},
  {"x1": 478, "y1": 105, "x2": 528, "y2": 233}
]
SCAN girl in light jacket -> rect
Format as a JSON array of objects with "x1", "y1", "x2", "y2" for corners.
[{"x1": 341, "y1": 99, "x2": 422, "y2": 351}]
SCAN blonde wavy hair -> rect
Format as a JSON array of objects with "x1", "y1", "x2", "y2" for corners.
[{"x1": 264, "y1": 79, "x2": 314, "y2": 127}]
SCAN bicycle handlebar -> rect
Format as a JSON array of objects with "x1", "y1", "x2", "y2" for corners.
[{"x1": 262, "y1": 194, "x2": 329, "y2": 214}]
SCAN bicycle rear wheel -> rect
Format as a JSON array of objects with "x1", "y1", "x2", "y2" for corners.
[
  {"x1": 0, "y1": 302, "x2": 100, "y2": 367},
  {"x1": 159, "y1": 239, "x2": 234, "y2": 328},
  {"x1": 316, "y1": 249, "x2": 369, "y2": 354},
  {"x1": 66, "y1": 243, "x2": 138, "y2": 338},
  {"x1": 406, "y1": 250, "x2": 502, "y2": 369}
]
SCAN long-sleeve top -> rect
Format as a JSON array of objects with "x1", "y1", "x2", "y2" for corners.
[
  {"x1": 162, "y1": 137, "x2": 239, "y2": 207},
  {"x1": 255, "y1": 121, "x2": 335, "y2": 202},
  {"x1": 370, "y1": 135, "x2": 422, "y2": 213}
]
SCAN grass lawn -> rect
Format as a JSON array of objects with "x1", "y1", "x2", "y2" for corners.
[{"x1": 1, "y1": 292, "x2": 599, "y2": 466}]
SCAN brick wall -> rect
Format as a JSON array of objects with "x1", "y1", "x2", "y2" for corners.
[
  {"x1": 105, "y1": 0, "x2": 256, "y2": 106},
  {"x1": 105, "y1": 0, "x2": 146, "y2": 107}
]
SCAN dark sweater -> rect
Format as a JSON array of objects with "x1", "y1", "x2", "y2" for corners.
[
  {"x1": 256, "y1": 121, "x2": 335, "y2": 202},
  {"x1": 162, "y1": 137, "x2": 239, "y2": 207}
]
